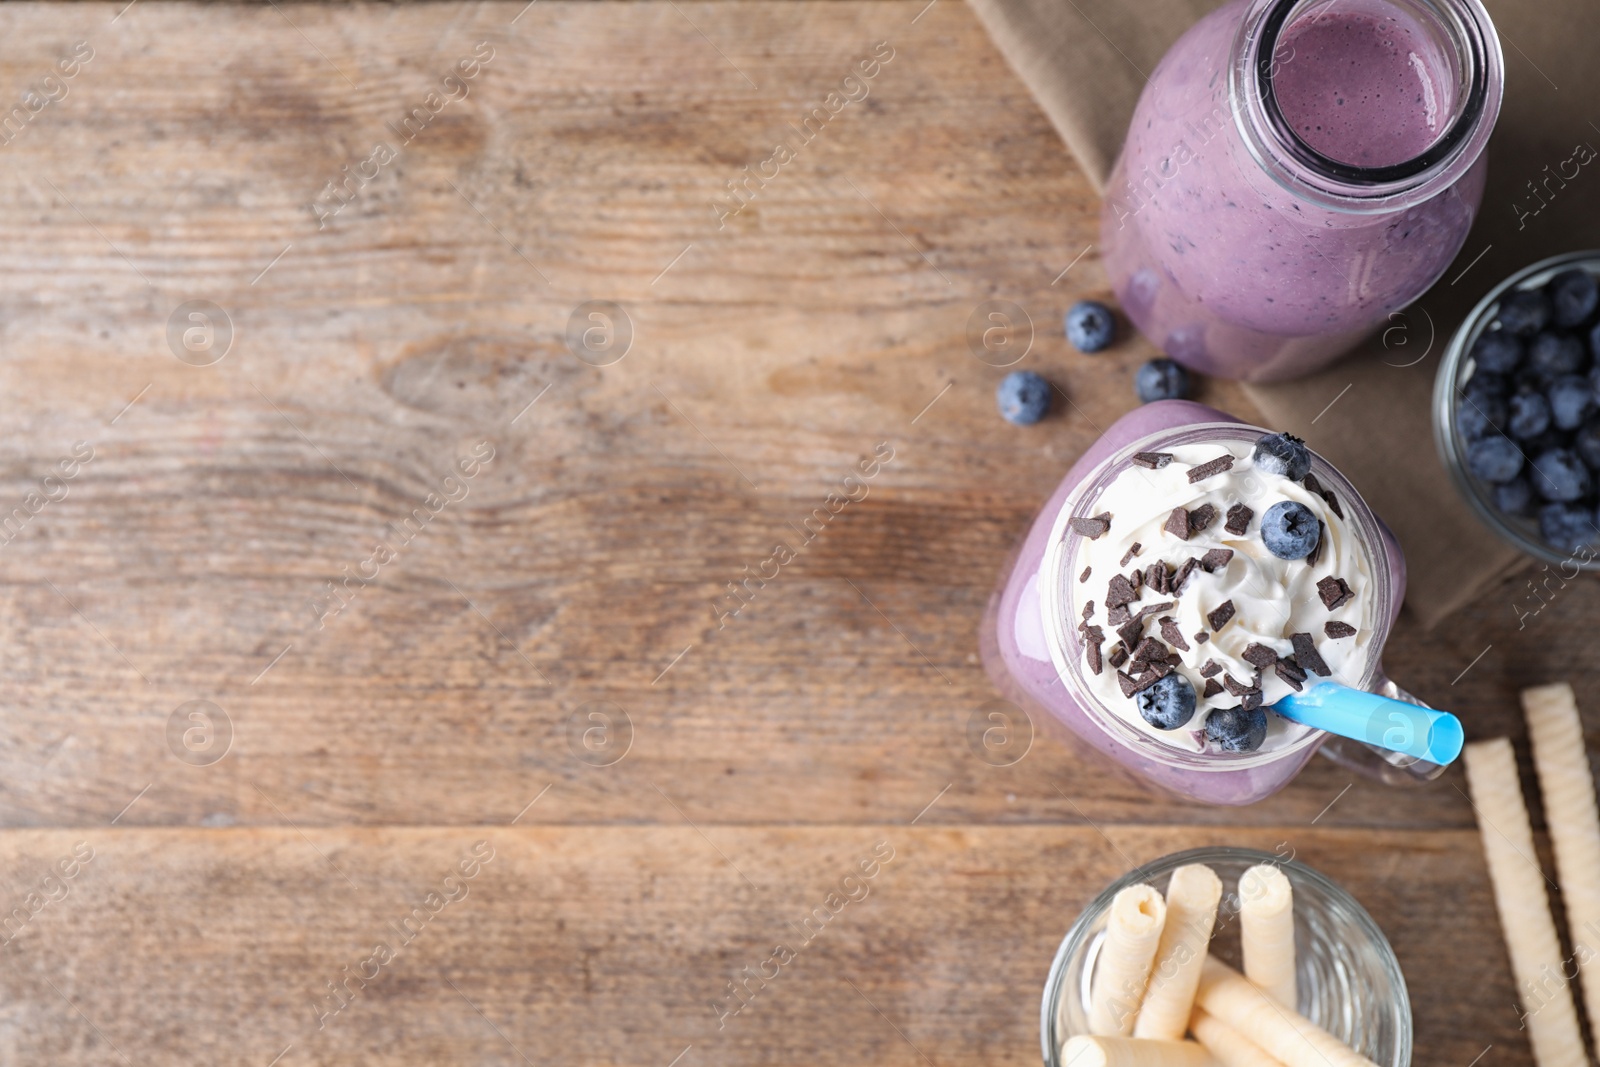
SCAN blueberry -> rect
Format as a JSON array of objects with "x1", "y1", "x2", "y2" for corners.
[
  {"x1": 1471, "y1": 330, "x2": 1523, "y2": 375},
  {"x1": 1529, "y1": 332, "x2": 1587, "y2": 377},
  {"x1": 1494, "y1": 475, "x2": 1535, "y2": 516},
  {"x1": 1531, "y1": 449, "x2": 1592, "y2": 502},
  {"x1": 1204, "y1": 706, "x2": 1269, "y2": 753},
  {"x1": 1135, "y1": 359, "x2": 1190, "y2": 403},
  {"x1": 1464, "y1": 371, "x2": 1509, "y2": 403},
  {"x1": 1066, "y1": 300, "x2": 1116, "y2": 353},
  {"x1": 1549, "y1": 375, "x2": 1597, "y2": 431},
  {"x1": 1466, "y1": 436, "x2": 1524, "y2": 483},
  {"x1": 996, "y1": 370, "x2": 1051, "y2": 425},
  {"x1": 1539, "y1": 502, "x2": 1598, "y2": 554},
  {"x1": 1252, "y1": 432, "x2": 1312, "y2": 481},
  {"x1": 1576, "y1": 419, "x2": 1600, "y2": 469},
  {"x1": 1261, "y1": 500, "x2": 1321, "y2": 560},
  {"x1": 1498, "y1": 289, "x2": 1553, "y2": 337},
  {"x1": 1135, "y1": 672, "x2": 1197, "y2": 730},
  {"x1": 1456, "y1": 391, "x2": 1506, "y2": 440},
  {"x1": 1508, "y1": 391, "x2": 1552, "y2": 439},
  {"x1": 1549, "y1": 269, "x2": 1599, "y2": 329}
]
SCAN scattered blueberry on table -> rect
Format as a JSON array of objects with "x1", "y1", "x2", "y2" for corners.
[
  {"x1": 1136, "y1": 358, "x2": 1189, "y2": 403},
  {"x1": 1065, "y1": 300, "x2": 1116, "y2": 353},
  {"x1": 996, "y1": 370, "x2": 1051, "y2": 425},
  {"x1": 1456, "y1": 266, "x2": 1600, "y2": 553}
]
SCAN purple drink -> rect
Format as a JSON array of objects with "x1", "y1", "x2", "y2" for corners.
[
  {"x1": 979, "y1": 401, "x2": 1409, "y2": 805},
  {"x1": 1102, "y1": 0, "x2": 1503, "y2": 382}
]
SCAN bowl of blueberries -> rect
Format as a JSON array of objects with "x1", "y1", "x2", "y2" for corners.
[{"x1": 1434, "y1": 250, "x2": 1600, "y2": 563}]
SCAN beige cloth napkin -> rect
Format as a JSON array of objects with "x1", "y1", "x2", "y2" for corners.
[{"x1": 968, "y1": 0, "x2": 1600, "y2": 626}]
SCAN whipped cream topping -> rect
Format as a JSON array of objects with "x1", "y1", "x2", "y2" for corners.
[{"x1": 1065, "y1": 438, "x2": 1375, "y2": 754}]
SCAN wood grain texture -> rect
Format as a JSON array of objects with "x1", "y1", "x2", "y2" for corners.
[{"x1": 0, "y1": 1, "x2": 1588, "y2": 1063}]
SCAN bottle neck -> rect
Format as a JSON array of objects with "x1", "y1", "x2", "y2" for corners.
[{"x1": 1230, "y1": 0, "x2": 1502, "y2": 213}]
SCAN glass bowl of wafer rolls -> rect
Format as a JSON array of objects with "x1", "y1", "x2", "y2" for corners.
[{"x1": 1043, "y1": 847, "x2": 1411, "y2": 1067}]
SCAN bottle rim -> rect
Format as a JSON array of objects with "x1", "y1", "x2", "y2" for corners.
[{"x1": 1231, "y1": 0, "x2": 1504, "y2": 211}]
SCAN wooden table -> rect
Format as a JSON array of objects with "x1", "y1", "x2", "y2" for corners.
[{"x1": 0, "y1": 2, "x2": 1589, "y2": 1064}]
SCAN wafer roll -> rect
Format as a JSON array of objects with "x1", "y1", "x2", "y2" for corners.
[
  {"x1": 1464, "y1": 738, "x2": 1586, "y2": 1067},
  {"x1": 1063, "y1": 1035, "x2": 1218, "y2": 1067},
  {"x1": 1133, "y1": 864, "x2": 1221, "y2": 1041},
  {"x1": 1195, "y1": 958, "x2": 1377, "y2": 1067},
  {"x1": 1239, "y1": 864, "x2": 1296, "y2": 1009},
  {"x1": 1523, "y1": 683, "x2": 1600, "y2": 1052},
  {"x1": 1189, "y1": 1007, "x2": 1285, "y2": 1067},
  {"x1": 1090, "y1": 884, "x2": 1169, "y2": 1035}
]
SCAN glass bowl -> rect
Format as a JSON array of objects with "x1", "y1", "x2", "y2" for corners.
[
  {"x1": 1432, "y1": 249, "x2": 1600, "y2": 567},
  {"x1": 1041, "y1": 846, "x2": 1412, "y2": 1067}
]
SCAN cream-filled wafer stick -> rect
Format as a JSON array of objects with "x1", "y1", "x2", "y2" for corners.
[
  {"x1": 1133, "y1": 864, "x2": 1221, "y2": 1041},
  {"x1": 1464, "y1": 737, "x2": 1588, "y2": 1067},
  {"x1": 1063, "y1": 1035, "x2": 1218, "y2": 1067},
  {"x1": 1090, "y1": 884, "x2": 1169, "y2": 1035},
  {"x1": 1239, "y1": 864, "x2": 1296, "y2": 1009},
  {"x1": 1195, "y1": 958, "x2": 1377, "y2": 1067},
  {"x1": 1523, "y1": 683, "x2": 1600, "y2": 1051},
  {"x1": 1189, "y1": 1007, "x2": 1285, "y2": 1067}
]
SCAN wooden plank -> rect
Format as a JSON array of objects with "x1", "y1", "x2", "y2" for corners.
[{"x1": 0, "y1": 825, "x2": 1519, "y2": 1066}]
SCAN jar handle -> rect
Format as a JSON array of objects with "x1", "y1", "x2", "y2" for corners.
[{"x1": 1313, "y1": 673, "x2": 1449, "y2": 785}]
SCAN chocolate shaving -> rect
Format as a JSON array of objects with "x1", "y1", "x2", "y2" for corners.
[
  {"x1": 1324, "y1": 621, "x2": 1357, "y2": 639},
  {"x1": 1275, "y1": 656, "x2": 1306, "y2": 691},
  {"x1": 1206, "y1": 600, "x2": 1236, "y2": 632},
  {"x1": 1323, "y1": 489, "x2": 1343, "y2": 519},
  {"x1": 1081, "y1": 600, "x2": 1095, "y2": 621},
  {"x1": 1224, "y1": 503, "x2": 1253, "y2": 535},
  {"x1": 1291, "y1": 632, "x2": 1331, "y2": 677},
  {"x1": 1129, "y1": 568, "x2": 1143, "y2": 592},
  {"x1": 1199, "y1": 660, "x2": 1222, "y2": 677},
  {"x1": 1086, "y1": 639, "x2": 1103, "y2": 675},
  {"x1": 1242, "y1": 643, "x2": 1279, "y2": 670},
  {"x1": 1130, "y1": 601, "x2": 1175, "y2": 625},
  {"x1": 1159, "y1": 617, "x2": 1191, "y2": 652},
  {"x1": 1240, "y1": 689, "x2": 1264, "y2": 711},
  {"x1": 1303, "y1": 473, "x2": 1323, "y2": 496},
  {"x1": 1164, "y1": 507, "x2": 1192, "y2": 540},
  {"x1": 1172, "y1": 557, "x2": 1202, "y2": 593},
  {"x1": 1107, "y1": 604, "x2": 1131, "y2": 626},
  {"x1": 1105, "y1": 575, "x2": 1138, "y2": 609},
  {"x1": 1189, "y1": 504, "x2": 1217, "y2": 535},
  {"x1": 1129, "y1": 637, "x2": 1168, "y2": 669},
  {"x1": 1080, "y1": 566, "x2": 1092, "y2": 584},
  {"x1": 1317, "y1": 576, "x2": 1354, "y2": 611},
  {"x1": 1187, "y1": 455, "x2": 1235, "y2": 483},
  {"x1": 1119, "y1": 542, "x2": 1143, "y2": 567},
  {"x1": 1108, "y1": 644, "x2": 1129, "y2": 668},
  {"x1": 1202, "y1": 678, "x2": 1223, "y2": 698},
  {"x1": 1194, "y1": 631, "x2": 1209, "y2": 644},
  {"x1": 1200, "y1": 548, "x2": 1234, "y2": 573},
  {"x1": 1131, "y1": 452, "x2": 1174, "y2": 469},
  {"x1": 1117, "y1": 663, "x2": 1172, "y2": 697},
  {"x1": 1116, "y1": 618, "x2": 1146, "y2": 650},
  {"x1": 1069, "y1": 513, "x2": 1112, "y2": 539},
  {"x1": 1144, "y1": 563, "x2": 1170, "y2": 596},
  {"x1": 1222, "y1": 673, "x2": 1252, "y2": 696}
]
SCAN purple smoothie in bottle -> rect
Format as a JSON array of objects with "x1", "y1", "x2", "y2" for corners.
[
  {"x1": 978, "y1": 401, "x2": 1411, "y2": 805},
  {"x1": 1102, "y1": 0, "x2": 1504, "y2": 382}
]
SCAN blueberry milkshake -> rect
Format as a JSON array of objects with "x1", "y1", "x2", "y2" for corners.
[
  {"x1": 1102, "y1": 0, "x2": 1502, "y2": 381},
  {"x1": 980, "y1": 401, "x2": 1406, "y2": 805}
]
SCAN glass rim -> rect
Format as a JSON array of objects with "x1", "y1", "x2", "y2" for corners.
[
  {"x1": 1231, "y1": 0, "x2": 1503, "y2": 211},
  {"x1": 1431, "y1": 249, "x2": 1600, "y2": 569},
  {"x1": 1039, "y1": 421, "x2": 1396, "y2": 771},
  {"x1": 1039, "y1": 845, "x2": 1413, "y2": 1067}
]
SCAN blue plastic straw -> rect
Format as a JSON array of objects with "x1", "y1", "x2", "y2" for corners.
[{"x1": 1274, "y1": 681, "x2": 1465, "y2": 766}]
